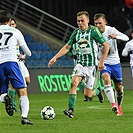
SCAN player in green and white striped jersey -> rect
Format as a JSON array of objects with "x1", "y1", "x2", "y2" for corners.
[
  {"x1": 68, "y1": 46, "x2": 104, "y2": 103},
  {"x1": 48, "y1": 11, "x2": 109, "y2": 118}
]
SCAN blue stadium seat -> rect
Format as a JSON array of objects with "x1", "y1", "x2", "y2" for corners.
[
  {"x1": 24, "y1": 34, "x2": 33, "y2": 42},
  {"x1": 28, "y1": 43, "x2": 37, "y2": 51},
  {"x1": 42, "y1": 43, "x2": 50, "y2": 50},
  {"x1": 37, "y1": 60, "x2": 45, "y2": 68},
  {"x1": 34, "y1": 51, "x2": 41, "y2": 60},
  {"x1": 41, "y1": 52, "x2": 48, "y2": 60},
  {"x1": 57, "y1": 60, "x2": 65, "y2": 67},
  {"x1": 36, "y1": 43, "x2": 43, "y2": 51},
  {"x1": 44, "y1": 60, "x2": 49, "y2": 67},
  {"x1": 25, "y1": 61, "x2": 34, "y2": 67},
  {"x1": 24, "y1": 34, "x2": 74, "y2": 68},
  {"x1": 47, "y1": 51, "x2": 54, "y2": 59},
  {"x1": 29, "y1": 53, "x2": 35, "y2": 60},
  {"x1": 33, "y1": 61, "x2": 40, "y2": 68}
]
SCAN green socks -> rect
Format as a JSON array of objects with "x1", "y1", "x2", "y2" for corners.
[
  {"x1": 8, "y1": 88, "x2": 16, "y2": 108},
  {"x1": 94, "y1": 88, "x2": 100, "y2": 96},
  {"x1": 68, "y1": 94, "x2": 76, "y2": 110}
]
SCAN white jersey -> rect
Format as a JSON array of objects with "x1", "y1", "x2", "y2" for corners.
[
  {"x1": 98, "y1": 26, "x2": 129, "y2": 64},
  {"x1": 122, "y1": 39, "x2": 133, "y2": 66},
  {"x1": 0, "y1": 25, "x2": 31, "y2": 64}
]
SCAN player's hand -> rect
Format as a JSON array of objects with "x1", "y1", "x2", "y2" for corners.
[
  {"x1": 18, "y1": 54, "x2": 25, "y2": 62},
  {"x1": 98, "y1": 61, "x2": 104, "y2": 71},
  {"x1": 109, "y1": 34, "x2": 116, "y2": 39},
  {"x1": 48, "y1": 57, "x2": 57, "y2": 68}
]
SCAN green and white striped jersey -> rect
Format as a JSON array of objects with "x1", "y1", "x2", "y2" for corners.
[{"x1": 67, "y1": 25, "x2": 106, "y2": 66}]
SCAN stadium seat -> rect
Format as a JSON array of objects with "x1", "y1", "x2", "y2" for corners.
[
  {"x1": 34, "y1": 51, "x2": 42, "y2": 60},
  {"x1": 24, "y1": 35, "x2": 74, "y2": 68},
  {"x1": 41, "y1": 52, "x2": 48, "y2": 60},
  {"x1": 28, "y1": 43, "x2": 37, "y2": 51},
  {"x1": 24, "y1": 34, "x2": 33, "y2": 42},
  {"x1": 36, "y1": 43, "x2": 43, "y2": 51},
  {"x1": 29, "y1": 53, "x2": 35, "y2": 60},
  {"x1": 25, "y1": 61, "x2": 34, "y2": 67},
  {"x1": 47, "y1": 51, "x2": 54, "y2": 59},
  {"x1": 42, "y1": 43, "x2": 50, "y2": 50}
]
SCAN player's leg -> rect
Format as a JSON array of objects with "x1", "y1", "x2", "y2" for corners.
[
  {"x1": 84, "y1": 66, "x2": 96, "y2": 101},
  {"x1": 17, "y1": 88, "x2": 32, "y2": 125},
  {"x1": 84, "y1": 82, "x2": 104, "y2": 103},
  {"x1": 0, "y1": 63, "x2": 14, "y2": 116},
  {"x1": 114, "y1": 82, "x2": 123, "y2": 116},
  {"x1": 101, "y1": 69, "x2": 118, "y2": 114},
  {"x1": 112, "y1": 63, "x2": 123, "y2": 116},
  {"x1": 8, "y1": 62, "x2": 30, "y2": 112},
  {"x1": 95, "y1": 87, "x2": 104, "y2": 103},
  {"x1": 9, "y1": 62, "x2": 33, "y2": 125},
  {"x1": 25, "y1": 76, "x2": 30, "y2": 85},
  {"x1": 63, "y1": 64, "x2": 83, "y2": 118},
  {"x1": 84, "y1": 88, "x2": 94, "y2": 101},
  {"x1": 8, "y1": 84, "x2": 17, "y2": 111},
  {"x1": 84, "y1": 66, "x2": 104, "y2": 103},
  {"x1": 63, "y1": 75, "x2": 82, "y2": 118},
  {"x1": 20, "y1": 62, "x2": 30, "y2": 85}
]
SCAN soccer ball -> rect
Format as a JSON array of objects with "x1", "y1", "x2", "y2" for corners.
[{"x1": 41, "y1": 106, "x2": 56, "y2": 120}]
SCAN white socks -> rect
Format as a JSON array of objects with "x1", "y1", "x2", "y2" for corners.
[
  {"x1": 104, "y1": 85, "x2": 115, "y2": 104},
  {"x1": 20, "y1": 96, "x2": 29, "y2": 118}
]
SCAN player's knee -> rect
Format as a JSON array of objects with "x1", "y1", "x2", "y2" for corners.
[
  {"x1": 71, "y1": 80, "x2": 79, "y2": 88},
  {"x1": 102, "y1": 73, "x2": 111, "y2": 84},
  {"x1": 18, "y1": 88, "x2": 28, "y2": 96}
]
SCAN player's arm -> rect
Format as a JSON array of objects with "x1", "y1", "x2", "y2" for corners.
[
  {"x1": 16, "y1": 29, "x2": 31, "y2": 60},
  {"x1": 48, "y1": 29, "x2": 77, "y2": 68},
  {"x1": 98, "y1": 41, "x2": 109, "y2": 70},
  {"x1": 109, "y1": 27, "x2": 129, "y2": 41},
  {"x1": 48, "y1": 44, "x2": 71, "y2": 68},
  {"x1": 20, "y1": 45, "x2": 31, "y2": 60},
  {"x1": 93, "y1": 27, "x2": 109, "y2": 70},
  {"x1": 122, "y1": 42, "x2": 131, "y2": 57}
]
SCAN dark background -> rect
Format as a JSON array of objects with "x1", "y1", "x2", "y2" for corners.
[{"x1": 26, "y1": 0, "x2": 132, "y2": 27}]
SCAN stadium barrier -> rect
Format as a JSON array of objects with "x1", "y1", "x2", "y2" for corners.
[{"x1": 28, "y1": 66, "x2": 133, "y2": 94}]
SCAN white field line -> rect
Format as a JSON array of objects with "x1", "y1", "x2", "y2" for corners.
[{"x1": 87, "y1": 106, "x2": 110, "y2": 110}]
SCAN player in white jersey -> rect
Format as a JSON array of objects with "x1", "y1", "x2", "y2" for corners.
[
  {"x1": 0, "y1": 10, "x2": 33, "y2": 125},
  {"x1": 94, "y1": 13, "x2": 129, "y2": 116},
  {"x1": 122, "y1": 30, "x2": 133, "y2": 78},
  {"x1": 8, "y1": 18, "x2": 30, "y2": 111}
]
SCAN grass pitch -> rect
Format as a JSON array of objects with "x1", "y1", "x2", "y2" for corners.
[{"x1": 0, "y1": 90, "x2": 132, "y2": 133}]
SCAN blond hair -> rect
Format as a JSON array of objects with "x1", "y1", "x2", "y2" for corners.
[
  {"x1": 77, "y1": 11, "x2": 90, "y2": 19},
  {"x1": 94, "y1": 13, "x2": 106, "y2": 21}
]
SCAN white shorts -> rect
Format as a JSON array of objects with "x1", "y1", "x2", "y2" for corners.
[
  {"x1": 72, "y1": 64, "x2": 96, "y2": 89},
  {"x1": 18, "y1": 61, "x2": 30, "y2": 78}
]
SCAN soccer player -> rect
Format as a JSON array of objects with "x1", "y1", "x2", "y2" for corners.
[
  {"x1": 48, "y1": 11, "x2": 109, "y2": 118},
  {"x1": 122, "y1": 30, "x2": 133, "y2": 78},
  {"x1": 94, "y1": 13, "x2": 129, "y2": 116},
  {"x1": 8, "y1": 18, "x2": 31, "y2": 111},
  {"x1": 68, "y1": 46, "x2": 104, "y2": 103},
  {"x1": 0, "y1": 10, "x2": 33, "y2": 125}
]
